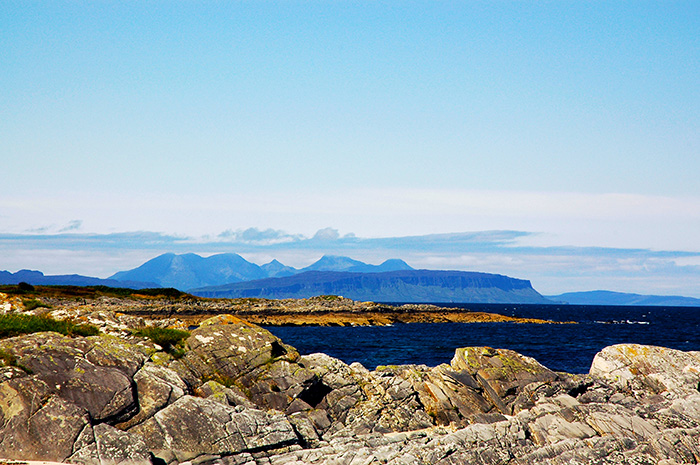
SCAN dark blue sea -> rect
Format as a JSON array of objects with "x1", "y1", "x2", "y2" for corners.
[{"x1": 265, "y1": 304, "x2": 700, "y2": 374}]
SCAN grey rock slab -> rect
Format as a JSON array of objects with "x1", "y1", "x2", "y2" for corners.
[
  {"x1": 180, "y1": 316, "x2": 299, "y2": 382},
  {"x1": 194, "y1": 379, "x2": 256, "y2": 409},
  {"x1": 529, "y1": 413, "x2": 597, "y2": 445},
  {"x1": 590, "y1": 344, "x2": 700, "y2": 398},
  {"x1": 129, "y1": 395, "x2": 297, "y2": 456},
  {"x1": 176, "y1": 315, "x2": 321, "y2": 412},
  {"x1": 585, "y1": 410, "x2": 659, "y2": 440},
  {"x1": 451, "y1": 346, "x2": 557, "y2": 399},
  {"x1": 288, "y1": 412, "x2": 321, "y2": 447},
  {"x1": 0, "y1": 376, "x2": 90, "y2": 461},
  {"x1": 116, "y1": 363, "x2": 188, "y2": 430},
  {"x1": 69, "y1": 423, "x2": 153, "y2": 465},
  {"x1": 0, "y1": 332, "x2": 146, "y2": 421}
]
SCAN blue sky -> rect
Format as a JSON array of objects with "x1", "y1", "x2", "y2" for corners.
[{"x1": 1, "y1": 1, "x2": 698, "y2": 297}]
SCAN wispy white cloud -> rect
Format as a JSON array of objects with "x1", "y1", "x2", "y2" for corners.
[
  {"x1": 59, "y1": 220, "x2": 83, "y2": 232},
  {"x1": 217, "y1": 227, "x2": 304, "y2": 245},
  {"x1": 311, "y1": 227, "x2": 341, "y2": 241}
]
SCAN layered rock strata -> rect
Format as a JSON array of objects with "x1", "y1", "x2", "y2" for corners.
[{"x1": 0, "y1": 295, "x2": 699, "y2": 464}]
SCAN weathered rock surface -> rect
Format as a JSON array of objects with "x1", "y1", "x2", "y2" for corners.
[
  {"x1": 0, "y1": 332, "x2": 148, "y2": 422},
  {"x1": 0, "y1": 376, "x2": 90, "y2": 460},
  {"x1": 130, "y1": 396, "x2": 297, "y2": 457},
  {"x1": 591, "y1": 343, "x2": 700, "y2": 398},
  {"x1": 69, "y1": 424, "x2": 153, "y2": 465},
  {"x1": 0, "y1": 292, "x2": 24, "y2": 314},
  {"x1": 1, "y1": 302, "x2": 700, "y2": 465},
  {"x1": 172, "y1": 314, "x2": 319, "y2": 413}
]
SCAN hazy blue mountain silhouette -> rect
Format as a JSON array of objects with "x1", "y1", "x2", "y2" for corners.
[
  {"x1": 0, "y1": 270, "x2": 157, "y2": 289},
  {"x1": 109, "y1": 253, "x2": 267, "y2": 290},
  {"x1": 549, "y1": 290, "x2": 700, "y2": 307},
  {"x1": 260, "y1": 259, "x2": 297, "y2": 278},
  {"x1": 110, "y1": 253, "x2": 413, "y2": 290},
  {"x1": 5, "y1": 260, "x2": 699, "y2": 306},
  {"x1": 189, "y1": 270, "x2": 553, "y2": 304},
  {"x1": 300, "y1": 255, "x2": 414, "y2": 273}
]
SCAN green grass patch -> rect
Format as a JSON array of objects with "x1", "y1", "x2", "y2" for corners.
[
  {"x1": 22, "y1": 298, "x2": 52, "y2": 311},
  {"x1": 133, "y1": 327, "x2": 190, "y2": 357},
  {"x1": 0, "y1": 348, "x2": 32, "y2": 373},
  {"x1": 0, "y1": 348, "x2": 17, "y2": 367},
  {"x1": 203, "y1": 372, "x2": 239, "y2": 389},
  {"x1": 0, "y1": 314, "x2": 100, "y2": 339}
]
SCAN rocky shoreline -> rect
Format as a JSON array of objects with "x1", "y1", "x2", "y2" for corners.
[
  {"x1": 1, "y1": 292, "x2": 699, "y2": 464},
  {"x1": 30, "y1": 294, "x2": 571, "y2": 326}
]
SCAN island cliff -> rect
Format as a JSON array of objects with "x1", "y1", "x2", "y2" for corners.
[
  {"x1": 190, "y1": 270, "x2": 553, "y2": 304},
  {"x1": 1, "y1": 291, "x2": 699, "y2": 465}
]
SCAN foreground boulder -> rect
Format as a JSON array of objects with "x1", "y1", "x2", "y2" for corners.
[
  {"x1": 1, "y1": 306, "x2": 700, "y2": 465},
  {"x1": 172, "y1": 315, "x2": 320, "y2": 413},
  {"x1": 0, "y1": 376, "x2": 91, "y2": 460},
  {"x1": 0, "y1": 332, "x2": 147, "y2": 422},
  {"x1": 591, "y1": 343, "x2": 700, "y2": 397}
]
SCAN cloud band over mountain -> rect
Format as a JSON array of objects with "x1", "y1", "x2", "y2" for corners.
[{"x1": 0, "y1": 227, "x2": 698, "y2": 298}]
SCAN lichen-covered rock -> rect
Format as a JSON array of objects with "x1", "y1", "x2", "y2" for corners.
[
  {"x1": 193, "y1": 379, "x2": 256, "y2": 408},
  {"x1": 0, "y1": 332, "x2": 146, "y2": 421},
  {"x1": 381, "y1": 347, "x2": 561, "y2": 427},
  {"x1": 179, "y1": 315, "x2": 300, "y2": 382},
  {"x1": 0, "y1": 376, "x2": 90, "y2": 460},
  {"x1": 173, "y1": 315, "x2": 319, "y2": 413},
  {"x1": 0, "y1": 292, "x2": 24, "y2": 314},
  {"x1": 115, "y1": 363, "x2": 188, "y2": 430},
  {"x1": 590, "y1": 343, "x2": 700, "y2": 398},
  {"x1": 129, "y1": 395, "x2": 297, "y2": 458},
  {"x1": 69, "y1": 423, "x2": 153, "y2": 465},
  {"x1": 451, "y1": 346, "x2": 558, "y2": 409},
  {"x1": 4, "y1": 297, "x2": 700, "y2": 465}
]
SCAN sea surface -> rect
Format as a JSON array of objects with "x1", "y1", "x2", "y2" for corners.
[{"x1": 265, "y1": 303, "x2": 700, "y2": 374}]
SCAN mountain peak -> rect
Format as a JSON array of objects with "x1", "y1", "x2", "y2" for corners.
[
  {"x1": 305, "y1": 255, "x2": 366, "y2": 271},
  {"x1": 110, "y1": 252, "x2": 265, "y2": 290},
  {"x1": 261, "y1": 259, "x2": 297, "y2": 278},
  {"x1": 109, "y1": 253, "x2": 415, "y2": 291}
]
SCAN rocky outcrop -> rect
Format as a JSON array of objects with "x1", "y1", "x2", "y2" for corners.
[
  {"x1": 591, "y1": 343, "x2": 700, "y2": 398},
  {"x1": 0, "y1": 292, "x2": 23, "y2": 314},
  {"x1": 1, "y1": 301, "x2": 700, "y2": 464},
  {"x1": 18, "y1": 292, "x2": 567, "y2": 327}
]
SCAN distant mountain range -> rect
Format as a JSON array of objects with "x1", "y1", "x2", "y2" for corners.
[
  {"x1": 0, "y1": 270, "x2": 157, "y2": 289},
  {"x1": 108, "y1": 253, "x2": 413, "y2": 290},
  {"x1": 3, "y1": 253, "x2": 698, "y2": 306},
  {"x1": 548, "y1": 290, "x2": 700, "y2": 307},
  {"x1": 189, "y1": 270, "x2": 553, "y2": 304},
  {"x1": 108, "y1": 253, "x2": 551, "y2": 303}
]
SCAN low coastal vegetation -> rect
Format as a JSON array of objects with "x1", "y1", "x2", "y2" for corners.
[
  {"x1": 21, "y1": 298, "x2": 51, "y2": 311},
  {"x1": 0, "y1": 283, "x2": 189, "y2": 300},
  {"x1": 0, "y1": 313, "x2": 99, "y2": 338},
  {"x1": 0, "y1": 347, "x2": 31, "y2": 373},
  {"x1": 133, "y1": 326, "x2": 190, "y2": 357}
]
